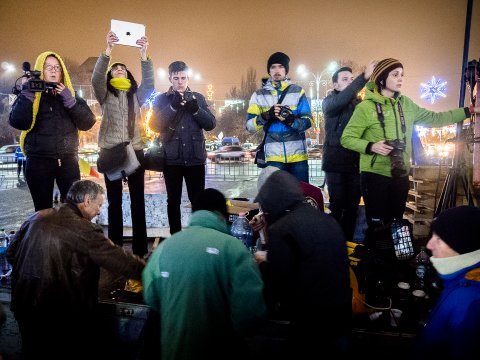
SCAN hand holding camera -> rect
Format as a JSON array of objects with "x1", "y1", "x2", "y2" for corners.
[
  {"x1": 171, "y1": 91, "x2": 183, "y2": 110},
  {"x1": 184, "y1": 98, "x2": 199, "y2": 114},
  {"x1": 57, "y1": 84, "x2": 76, "y2": 109}
]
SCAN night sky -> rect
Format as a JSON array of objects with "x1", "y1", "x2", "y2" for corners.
[{"x1": 1, "y1": 0, "x2": 479, "y2": 110}]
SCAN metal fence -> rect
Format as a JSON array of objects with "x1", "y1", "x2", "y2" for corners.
[{"x1": 0, "y1": 157, "x2": 325, "y2": 190}]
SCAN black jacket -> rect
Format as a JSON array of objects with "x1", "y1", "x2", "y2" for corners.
[
  {"x1": 321, "y1": 74, "x2": 367, "y2": 173},
  {"x1": 150, "y1": 89, "x2": 216, "y2": 166},
  {"x1": 255, "y1": 171, "x2": 351, "y2": 331},
  {"x1": 9, "y1": 92, "x2": 96, "y2": 158}
]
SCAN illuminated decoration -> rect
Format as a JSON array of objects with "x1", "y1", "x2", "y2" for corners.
[
  {"x1": 420, "y1": 76, "x2": 447, "y2": 104},
  {"x1": 219, "y1": 99, "x2": 244, "y2": 113},
  {"x1": 206, "y1": 84, "x2": 214, "y2": 101}
]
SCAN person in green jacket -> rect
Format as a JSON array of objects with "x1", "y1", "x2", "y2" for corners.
[
  {"x1": 341, "y1": 58, "x2": 480, "y2": 299},
  {"x1": 142, "y1": 188, "x2": 266, "y2": 360}
]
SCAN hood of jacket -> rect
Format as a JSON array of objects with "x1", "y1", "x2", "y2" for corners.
[
  {"x1": 20, "y1": 51, "x2": 75, "y2": 155},
  {"x1": 262, "y1": 78, "x2": 292, "y2": 92},
  {"x1": 364, "y1": 80, "x2": 402, "y2": 105},
  {"x1": 254, "y1": 170, "x2": 304, "y2": 224},
  {"x1": 189, "y1": 210, "x2": 230, "y2": 235}
]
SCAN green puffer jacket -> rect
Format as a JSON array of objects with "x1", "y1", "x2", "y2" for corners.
[
  {"x1": 142, "y1": 210, "x2": 266, "y2": 360},
  {"x1": 341, "y1": 82, "x2": 468, "y2": 177}
]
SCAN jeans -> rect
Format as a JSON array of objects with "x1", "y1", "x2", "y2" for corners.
[
  {"x1": 268, "y1": 160, "x2": 309, "y2": 183},
  {"x1": 104, "y1": 150, "x2": 147, "y2": 256},
  {"x1": 25, "y1": 156, "x2": 80, "y2": 211},
  {"x1": 163, "y1": 164, "x2": 205, "y2": 234},
  {"x1": 325, "y1": 171, "x2": 361, "y2": 241}
]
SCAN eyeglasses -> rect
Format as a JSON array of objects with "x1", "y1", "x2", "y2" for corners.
[{"x1": 44, "y1": 65, "x2": 62, "y2": 72}]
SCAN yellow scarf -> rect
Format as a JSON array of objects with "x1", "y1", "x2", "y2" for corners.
[
  {"x1": 109, "y1": 78, "x2": 131, "y2": 91},
  {"x1": 19, "y1": 51, "x2": 75, "y2": 155}
]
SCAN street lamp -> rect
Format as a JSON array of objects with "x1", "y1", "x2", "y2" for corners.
[
  {"x1": 297, "y1": 61, "x2": 338, "y2": 144},
  {"x1": 1, "y1": 62, "x2": 16, "y2": 96}
]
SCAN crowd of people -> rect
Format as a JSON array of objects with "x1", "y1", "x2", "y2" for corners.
[{"x1": 4, "y1": 32, "x2": 480, "y2": 359}]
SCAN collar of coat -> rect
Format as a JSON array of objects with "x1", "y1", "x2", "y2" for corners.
[
  {"x1": 166, "y1": 86, "x2": 192, "y2": 96},
  {"x1": 20, "y1": 51, "x2": 75, "y2": 155},
  {"x1": 364, "y1": 81, "x2": 401, "y2": 105}
]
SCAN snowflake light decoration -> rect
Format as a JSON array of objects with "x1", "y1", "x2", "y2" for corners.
[{"x1": 420, "y1": 76, "x2": 447, "y2": 104}]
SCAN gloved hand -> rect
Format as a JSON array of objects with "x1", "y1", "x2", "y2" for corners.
[
  {"x1": 260, "y1": 106, "x2": 277, "y2": 122},
  {"x1": 58, "y1": 88, "x2": 76, "y2": 109},
  {"x1": 171, "y1": 91, "x2": 183, "y2": 110},
  {"x1": 184, "y1": 98, "x2": 199, "y2": 114},
  {"x1": 20, "y1": 88, "x2": 35, "y2": 103}
]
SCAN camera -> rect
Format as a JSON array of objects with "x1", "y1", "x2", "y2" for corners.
[
  {"x1": 12, "y1": 61, "x2": 58, "y2": 95},
  {"x1": 279, "y1": 106, "x2": 293, "y2": 119},
  {"x1": 183, "y1": 90, "x2": 194, "y2": 102},
  {"x1": 26, "y1": 70, "x2": 58, "y2": 92},
  {"x1": 385, "y1": 139, "x2": 407, "y2": 177}
]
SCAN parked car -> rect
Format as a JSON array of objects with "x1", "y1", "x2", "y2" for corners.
[
  {"x1": 0, "y1": 144, "x2": 19, "y2": 164},
  {"x1": 212, "y1": 145, "x2": 245, "y2": 162},
  {"x1": 308, "y1": 144, "x2": 323, "y2": 159}
]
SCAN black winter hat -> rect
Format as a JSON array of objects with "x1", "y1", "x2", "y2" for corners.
[
  {"x1": 267, "y1": 52, "x2": 290, "y2": 74},
  {"x1": 370, "y1": 58, "x2": 403, "y2": 88},
  {"x1": 192, "y1": 188, "x2": 228, "y2": 220},
  {"x1": 430, "y1": 206, "x2": 480, "y2": 254}
]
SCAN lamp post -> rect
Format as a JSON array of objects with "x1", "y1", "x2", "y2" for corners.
[
  {"x1": 1, "y1": 62, "x2": 16, "y2": 95},
  {"x1": 297, "y1": 62, "x2": 338, "y2": 144}
]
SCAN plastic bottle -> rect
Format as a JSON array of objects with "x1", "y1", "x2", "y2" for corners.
[
  {"x1": 415, "y1": 246, "x2": 430, "y2": 291},
  {"x1": 230, "y1": 212, "x2": 254, "y2": 253}
]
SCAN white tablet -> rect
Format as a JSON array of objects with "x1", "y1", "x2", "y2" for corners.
[{"x1": 110, "y1": 19, "x2": 146, "y2": 48}]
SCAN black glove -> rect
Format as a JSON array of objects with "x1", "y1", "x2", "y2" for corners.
[
  {"x1": 171, "y1": 91, "x2": 183, "y2": 110},
  {"x1": 260, "y1": 106, "x2": 277, "y2": 123},
  {"x1": 184, "y1": 98, "x2": 199, "y2": 114}
]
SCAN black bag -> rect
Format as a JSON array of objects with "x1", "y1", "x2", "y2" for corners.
[
  {"x1": 144, "y1": 138, "x2": 165, "y2": 172},
  {"x1": 97, "y1": 142, "x2": 141, "y2": 181},
  {"x1": 254, "y1": 147, "x2": 267, "y2": 168}
]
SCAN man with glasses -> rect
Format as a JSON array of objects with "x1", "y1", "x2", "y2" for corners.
[{"x1": 9, "y1": 52, "x2": 96, "y2": 211}]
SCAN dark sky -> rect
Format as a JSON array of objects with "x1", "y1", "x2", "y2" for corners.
[{"x1": 1, "y1": 0, "x2": 479, "y2": 111}]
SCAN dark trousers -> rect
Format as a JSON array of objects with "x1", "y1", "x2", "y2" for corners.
[
  {"x1": 361, "y1": 172, "x2": 410, "y2": 296},
  {"x1": 163, "y1": 164, "x2": 205, "y2": 234},
  {"x1": 104, "y1": 150, "x2": 147, "y2": 256},
  {"x1": 325, "y1": 171, "x2": 361, "y2": 241},
  {"x1": 17, "y1": 159, "x2": 26, "y2": 179},
  {"x1": 25, "y1": 156, "x2": 80, "y2": 211},
  {"x1": 268, "y1": 160, "x2": 309, "y2": 183}
]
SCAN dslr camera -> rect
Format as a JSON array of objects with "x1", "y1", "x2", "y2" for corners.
[
  {"x1": 26, "y1": 70, "x2": 58, "y2": 92},
  {"x1": 385, "y1": 139, "x2": 407, "y2": 177},
  {"x1": 279, "y1": 105, "x2": 293, "y2": 119}
]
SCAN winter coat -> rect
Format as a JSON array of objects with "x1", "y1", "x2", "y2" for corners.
[
  {"x1": 415, "y1": 262, "x2": 480, "y2": 360},
  {"x1": 322, "y1": 74, "x2": 366, "y2": 173},
  {"x1": 246, "y1": 79, "x2": 312, "y2": 163},
  {"x1": 9, "y1": 51, "x2": 96, "y2": 158},
  {"x1": 254, "y1": 170, "x2": 351, "y2": 333},
  {"x1": 150, "y1": 88, "x2": 216, "y2": 166},
  {"x1": 341, "y1": 82, "x2": 469, "y2": 177},
  {"x1": 6, "y1": 203, "x2": 145, "y2": 317},
  {"x1": 91, "y1": 53, "x2": 155, "y2": 150},
  {"x1": 142, "y1": 210, "x2": 266, "y2": 360}
]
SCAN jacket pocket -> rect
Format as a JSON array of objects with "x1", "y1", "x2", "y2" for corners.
[
  {"x1": 191, "y1": 134, "x2": 206, "y2": 161},
  {"x1": 164, "y1": 137, "x2": 182, "y2": 161}
]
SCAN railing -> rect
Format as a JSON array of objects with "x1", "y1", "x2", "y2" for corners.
[{"x1": 0, "y1": 157, "x2": 325, "y2": 189}]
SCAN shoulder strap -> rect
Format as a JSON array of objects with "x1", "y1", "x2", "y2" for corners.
[
  {"x1": 278, "y1": 85, "x2": 291, "y2": 105},
  {"x1": 163, "y1": 109, "x2": 184, "y2": 144}
]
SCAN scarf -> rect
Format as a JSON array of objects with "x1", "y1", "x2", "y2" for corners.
[
  {"x1": 20, "y1": 51, "x2": 75, "y2": 155},
  {"x1": 109, "y1": 78, "x2": 131, "y2": 92},
  {"x1": 430, "y1": 249, "x2": 480, "y2": 275}
]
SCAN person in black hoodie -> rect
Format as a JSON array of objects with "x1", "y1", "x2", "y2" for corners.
[
  {"x1": 322, "y1": 61, "x2": 376, "y2": 241},
  {"x1": 254, "y1": 170, "x2": 352, "y2": 358},
  {"x1": 9, "y1": 51, "x2": 96, "y2": 211}
]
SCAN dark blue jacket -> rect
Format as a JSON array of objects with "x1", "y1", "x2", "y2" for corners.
[
  {"x1": 150, "y1": 88, "x2": 216, "y2": 166},
  {"x1": 321, "y1": 74, "x2": 366, "y2": 173}
]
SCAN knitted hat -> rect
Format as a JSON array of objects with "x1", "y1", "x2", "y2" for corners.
[
  {"x1": 192, "y1": 188, "x2": 228, "y2": 219},
  {"x1": 370, "y1": 58, "x2": 403, "y2": 87},
  {"x1": 267, "y1": 52, "x2": 290, "y2": 74},
  {"x1": 430, "y1": 206, "x2": 480, "y2": 254}
]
